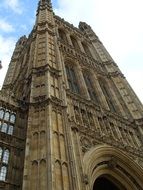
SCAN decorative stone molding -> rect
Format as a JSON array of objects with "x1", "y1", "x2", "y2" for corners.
[
  {"x1": 107, "y1": 156, "x2": 117, "y2": 169},
  {"x1": 82, "y1": 174, "x2": 89, "y2": 185}
]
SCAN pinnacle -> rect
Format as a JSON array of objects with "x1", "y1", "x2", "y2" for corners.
[
  {"x1": 37, "y1": 0, "x2": 52, "y2": 14},
  {"x1": 40, "y1": 0, "x2": 52, "y2": 5},
  {"x1": 38, "y1": 0, "x2": 52, "y2": 9}
]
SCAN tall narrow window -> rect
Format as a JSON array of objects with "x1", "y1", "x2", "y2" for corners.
[
  {"x1": 83, "y1": 73, "x2": 99, "y2": 103},
  {"x1": 58, "y1": 29, "x2": 67, "y2": 43},
  {"x1": 70, "y1": 36, "x2": 79, "y2": 49},
  {"x1": 0, "y1": 166, "x2": 7, "y2": 181},
  {"x1": 0, "y1": 148, "x2": 2, "y2": 160},
  {"x1": 66, "y1": 65, "x2": 80, "y2": 94},
  {"x1": 8, "y1": 125, "x2": 14, "y2": 135},
  {"x1": 4, "y1": 112, "x2": 10, "y2": 121},
  {"x1": 1, "y1": 123, "x2": 8, "y2": 133},
  {"x1": 0, "y1": 109, "x2": 4, "y2": 119},
  {"x1": 82, "y1": 43, "x2": 92, "y2": 57},
  {"x1": 99, "y1": 78, "x2": 116, "y2": 112},
  {"x1": 3, "y1": 150, "x2": 9, "y2": 164},
  {"x1": 10, "y1": 114, "x2": 16, "y2": 123}
]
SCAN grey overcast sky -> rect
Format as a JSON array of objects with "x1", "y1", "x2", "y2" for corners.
[{"x1": 0, "y1": 0, "x2": 143, "y2": 103}]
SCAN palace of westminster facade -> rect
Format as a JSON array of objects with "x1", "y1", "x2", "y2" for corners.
[{"x1": 0, "y1": 0, "x2": 143, "y2": 189}]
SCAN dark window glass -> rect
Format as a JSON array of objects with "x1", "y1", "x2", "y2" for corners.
[
  {"x1": 84, "y1": 73, "x2": 99, "y2": 103},
  {"x1": 82, "y1": 43, "x2": 92, "y2": 56},
  {"x1": 66, "y1": 66, "x2": 80, "y2": 94},
  {"x1": 99, "y1": 78, "x2": 116, "y2": 112},
  {"x1": 58, "y1": 29, "x2": 67, "y2": 43},
  {"x1": 71, "y1": 36, "x2": 79, "y2": 49}
]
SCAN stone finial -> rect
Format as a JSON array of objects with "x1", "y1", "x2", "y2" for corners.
[{"x1": 79, "y1": 21, "x2": 91, "y2": 31}]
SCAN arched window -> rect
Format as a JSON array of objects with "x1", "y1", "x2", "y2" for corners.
[
  {"x1": 99, "y1": 78, "x2": 116, "y2": 112},
  {"x1": 58, "y1": 29, "x2": 67, "y2": 43},
  {"x1": 1, "y1": 123, "x2": 8, "y2": 133},
  {"x1": 3, "y1": 149, "x2": 9, "y2": 164},
  {"x1": 82, "y1": 42, "x2": 92, "y2": 57},
  {"x1": 0, "y1": 147, "x2": 2, "y2": 160},
  {"x1": 83, "y1": 72, "x2": 99, "y2": 103},
  {"x1": 8, "y1": 125, "x2": 14, "y2": 135},
  {"x1": 0, "y1": 109, "x2": 4, "y2": 119},
  {"x1": 0, "y1": 166, "x2": 7, "y2": 181},
  {"x1": 4, "y1": 112, "x2": 10, "y2": 121},
  {"x1": 10, "y1": 114, "x2": 16, "y2": 123},
  {"x1": 65, "y1": 65, "x2": 80, "y2": 94},
  {"x1": 70, "y1": 36, "x2": 79, "y2": 49}
]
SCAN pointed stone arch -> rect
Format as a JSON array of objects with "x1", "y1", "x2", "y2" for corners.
[
  {"x1": 31, "y1": 161, "x2": 38, "y2": 190},
  {"x1": 83, "y1": 144, "x2": 143, "y2": 190},
  {"x1": 39, "y1": 159, "x2": 47, "y2": 189}
]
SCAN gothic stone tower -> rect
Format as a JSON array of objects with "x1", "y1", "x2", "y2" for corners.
[{"x1": 0, "y1": 0, "x2": 143, "y2": 189}]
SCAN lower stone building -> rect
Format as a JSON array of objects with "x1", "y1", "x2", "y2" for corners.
[{"x1": 0, "y1": 0, "x2": 143, "y2": 189}]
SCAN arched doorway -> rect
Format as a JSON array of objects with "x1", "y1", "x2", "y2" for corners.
[
  {"x1": 83, "y1": 145, "x2": 143, "y2": 190},
  {"x1": 93, "y1": 175, "x2": 124, "y2": 190}
]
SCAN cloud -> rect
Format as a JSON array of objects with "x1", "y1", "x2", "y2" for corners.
[
  {"x1": 0, "y1": 19, "x2": 14, "y2": 32},
  {"x1": 0, "y1": 35, "x2": 16, "y2": 88},
  {"x1": 4, "y1": 0, "x2": 23, "y2": 14},
  {"x1": 0, "y1": 0, "x2": 142, "y2": 103},
  {"x1": 54, "y1": 0, "x2": 143, "y2": 103}
]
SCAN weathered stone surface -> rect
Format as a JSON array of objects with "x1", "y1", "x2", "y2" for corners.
[{"x1": 0, "y1": 0, "x2": 143, "y2": 190}]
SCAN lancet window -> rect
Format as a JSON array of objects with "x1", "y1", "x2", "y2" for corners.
[
  {"x1": 0, "y1": 148, "x2": 10, "y2": 181},
  {"x1": 70, "y1": 36, "x2": 79, "y2": 49},
  {"x1": 65, "y1": 65, "x2": 80, "y2": 94},
  {"x1": 58, "y1": 29, "x2": 67, "y2": 43},
  {"x1": 99, "y1": 78, "x2": 116, "y2": 112},
  {"x1": 83, "y1": 72, "x2": 99, "y2": 103},
  {"x1": 0, "y1": 107, "x2": 16, "y2": 135},
  {"x1": 82, "y1": 42, "x2": 92, "y2": 57}
]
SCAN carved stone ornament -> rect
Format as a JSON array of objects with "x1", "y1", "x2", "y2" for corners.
[
  {"x1": 83, "y1": 174, "x2": 89, "y2": 185},
  {"x1": 108, "y1": 156, "x2": 117, "y2": 169},
  {"x1": 80, "y1": 136, "x2": 92, "y2": 153}
]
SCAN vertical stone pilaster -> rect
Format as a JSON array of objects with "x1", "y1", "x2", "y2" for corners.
[{"x1": 76, "y1": 63, "x2": 90, "y2": 100}]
